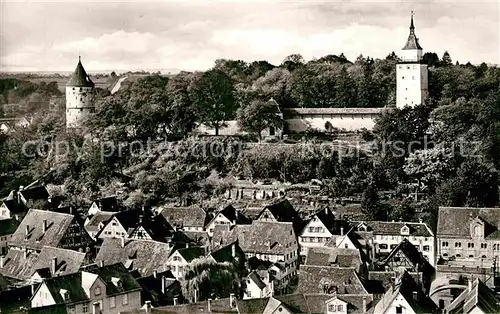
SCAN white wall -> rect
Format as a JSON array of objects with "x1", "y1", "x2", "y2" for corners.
[
  {"x1": 396, "y1": 63, "x2": 428, "y2": 109},
  {"x1": 66, "y1": 86, "x2": 94, "y2": 128},
  {"x1": 32, "y1": 283, "x2": 56, "y2": 308},
  {"x1": 206, "y1": 214, "x2": 232, "y2": 237},
  {"x1": 98, "y1": 218, "x2": 128, "y2": 239},
  {"x1": 286, "y1": 114, "x2": 377, "y2": 132}
]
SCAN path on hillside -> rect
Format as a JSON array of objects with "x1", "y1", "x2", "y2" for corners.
[{"x1": 111, "y1": 76, "x2": 128, "y2": 94}]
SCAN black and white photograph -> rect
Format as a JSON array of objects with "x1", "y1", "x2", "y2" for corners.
[{"x1": 0, "y1": 0, "x2": 499, "y2": 313}]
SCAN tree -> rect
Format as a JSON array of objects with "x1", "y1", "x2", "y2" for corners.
[
  {"x1": 422, "y1": 52, "x2": 440, "y2": 67},
  {"x1": 190, "y1": 69, "x2": 237, "y2": 135},
  {"x1": 361, "y1": 184, "x2": 386, "y2": 220},
  {"x1": 441, "y1": 51, "x2": 453, "y2": 66},
  {"x1": 236, "y1": 99, "x2": 283, "y2": 140},
  {"x1": 181, "y1": 257, "x2": 243, "y2": 302}
]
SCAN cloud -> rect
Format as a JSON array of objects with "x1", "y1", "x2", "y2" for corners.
[{"x1": 0, "y1": 1, "x2": 498, "y2": 72}]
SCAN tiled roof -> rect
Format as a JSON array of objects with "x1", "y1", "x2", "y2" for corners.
[
  {"x1": 208, "y1": 205, "x2": 251, "y2": 226},
  {"x1": 136, "y1": 270, "x2": 181, "y2": 307},
  {"x1": 304, "y1": 294, "x2": 373, "y2": 314},
  {"x1": 96, "y1": 238, "x2": 173, "y2": 277},
  {"x1": 437, "y1": 207, "x2": 500, "y2": 238},
  {"x1": 305, "y1": 247, "x2": 362, "y2": 269},
  {"x1": 0, "y1": 248, "x2": 38, "y2": 280},
  {"x1": 176, "y1": 247, "x2": 205, "y2": 263},
  {"x1": 248, "y1": 271, "x2": 266, "y2": 290},
  {"x1": 217, "y1": 221, "x2": 298, "y2": 255},
  {"x1": 236, "y1": 297, "x2": 269, "y2": 314},
  {"x1": 283, "y1": 107, "x2": 387, "y2": 116},
  {"x1": 84, "y1": 211, "x2": 116, "y2": 233},
  {"x1": 312, "y1": 208, "x2": 349, "y2": 236},
  {"x1": 2, "y1": 199, "x2": 28, "y2": 214},
  {"x1": 43, "y1": 272, "x2": 88, "y2": 304},
  {"x1": 355, "y1": 221, "x2": 433, "y2": 237},
  {"x1": 131, "y1": 214, "x2": 177, "y2": 243},
  {"x1": 92, "y1": 196, "x2": 120, "y2": 212},
  {"x1": 160, "y1": 206, "x2": 207, "y2": 228},
  {"x1": 31, "y1": 246, "x2": 86, "y2": 278},
  {"x1": 66, "y1": 60, "x2": 95, "y2": 87},
  {"x1": 258, "y1": 199, "x2": 304, "y2": 233},
  {"x1": 145, "y1": 297, "x2": 237, "y2": 313},
  {"x1": 83, "y1": 262, "x2": 142, "y2": 296},
  {"x1": 297, "y1": 266, "x2": 368, "y2": 295},
  {"x1": 19, "y1": 186, "x2": 50, "y2": 203},
  {"x1": 447, "y1": 279, "x2": 500, "y2": 314},
  {"x1": 373, "y1": 271, "x2": 436, "y2": 314},
  {"x1": 8, "y1": 209, "x2": 75, "y2": 251},
  {"x1": 0, "y1": 218, "x2": 20, "y2": 237}
]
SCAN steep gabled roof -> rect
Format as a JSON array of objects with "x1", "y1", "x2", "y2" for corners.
[
  {"x1": 0, "y1": 248, "x2": 39, "y2": 280},
  {"x1": 8, "y1": 209, "x2": 74, "y2": 250},
  {"x1": 437, "y1": 207, "x2": 500, "y2": 238},
  {"x1": 19, "y1": 186, "x2": 50, "y2": 203},
  {"x1": 31, "y1": 246, "x2": 86, "y2": 278},
  {"x1": 355, "y1": 221, "x2": 433, "y2": 237},
  {"x1": 176, "y1": 247, "x2": 205, "y2": 263},
  {"x1": 258, "y1": 199, "x2": 304, "y2": 233},
  {"x1": 130, "y1": 214, "x2": 177, "y2": 243},
  {"x1": 96, "y1": 238, "x2": 173, "y2": 277},
  {"x1": 66, "y1": 59, "x2": 95, "y2": 87},
  {"x1": 83, "y1": 263, "x2": 141, "y2": 296},
  {"x1": 297, "y1": 265, "x2": 368, "y2": 295},
  {"x1": 92, "y1": 196, "x2": 120, "y2": 212},
  {"x1": 447, "y1": 279, "x2": 500, "y2": 314},
  {"x1": 373, "y1": 270, "x2": 437, "y2": 314},
  {"x1": 208, "y1": 204, "x2": 251, "y2": 226},
  {"x1": 160, "y1": 206, "x2": 207, "y2": 229},
  {"x1": 1, "y1": 199, "x2": 28, "y2": 215},
  {"x1": 378, "y1": 239, "x2": 431, "y2": 269}
]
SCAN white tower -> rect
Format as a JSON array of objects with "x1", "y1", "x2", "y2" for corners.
[
  {"x1": 396, "y1": 12, "x2": 428, "y2": 109},
  {"x1": 66, "y1": 57, "x2": 95, "y2": 128}
]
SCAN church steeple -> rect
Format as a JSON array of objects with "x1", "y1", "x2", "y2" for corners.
[{"x1": 402, "y1": 11, "x2": 422, "y2": 50}]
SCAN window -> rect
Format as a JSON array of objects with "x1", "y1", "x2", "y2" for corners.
[
  {"x1": 67, "y1": 305, "x2": 75, "y2": 314},
  {"x1": 122, "y1": 293, "x2": 129, "y2": 305},
  {"x1": 456, "y1": 254, "x2": 461, "y2": 257},
  {"x1": 173, "y1": 256, "x2": 181, "y2": 262},
  {"x1": 315, "y1": 227, "x2": 323, "y2": 233},
  {"x1": 482, "y1": 255, "x2": 487, "y2": 258},
  {"x1": 442, "y1": 241, "x2": 449, "y2": 247},
  {"x1": 390, "y1": 244, "x2": 397, "y2": 249},
  {"x1": 481, "y1": 243, "x2": 487, "y2": 249},
  {"x1": 379, "y1": 244, "x2": 388, "y2": 250},
  {"x1": 412, "y1": 76, "x2": 415, "y2": 80},
  {"x1": 423, "y1": 245, "x2": 430, "y2": 251},
  {"x1": 247, "y1": 290, "x2": 252, "y2": 297},
  {"x1": 468, "y1": 243, "x2": 474, "y2": 248},
  {"x1": 455, "y1": 242, "x2": 462, "y2": 248},
  {"x1": 337, "y1": 305, "x2": 344, "y2": 311},
  {"x1": 328, "y1": 304, "x2": 336, "y2": 312},
  {"x1": 469, "y1": 255, "x2": 474, "y2": 258},
  {"x1": 82, "y1": 303, "x2": 89, "y2": 313},
  {"x1": 396, "y1": 306, "x2": 403, "y2": 314},
  {"x1": 94, "y1": 287, "x2": 101, "y2": 296},
  {"x1": 308, "y1": 227, "x2": 315, "y2": 232},
  {"x1": 110, "y1": 296, "x2": 116, "y2": 308}
]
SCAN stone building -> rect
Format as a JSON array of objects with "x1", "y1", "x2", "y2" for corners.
[{"x1": 66, "y1": 57, "x2": 95, "y2": 128}]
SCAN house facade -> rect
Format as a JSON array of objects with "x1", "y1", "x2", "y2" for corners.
[{"x1": 355, "y1": 221, "x2": 435, "y2": 266}]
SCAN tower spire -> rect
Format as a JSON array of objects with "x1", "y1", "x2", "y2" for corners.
[{"x1": 410, "y1": 11, "x2": 415, "y2": 32}]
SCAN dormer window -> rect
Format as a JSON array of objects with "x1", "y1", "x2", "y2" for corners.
[
  {"x1": 60, "y1": 289, "x2": 70, "y2": 301},
  {"x1": 94, "y1": 287, "x2": 101, "y2": 296},
  {"x1": 111, "y1": 277, "x2": 122, "y2": 288},
  {"x1": 400, "y1": 225, "x2": 410, "y2": 235}
]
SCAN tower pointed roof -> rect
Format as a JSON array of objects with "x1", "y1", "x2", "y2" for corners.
[
  {"x1": 66, "y1": 57, "x2": 95, "y2": 87},
  {"x1": 402, "y1": 12, "x2": 422, "y2": 50}
]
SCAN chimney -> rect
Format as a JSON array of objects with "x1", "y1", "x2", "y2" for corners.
[
  {"x1": 325, "y1": 207, "x2": 328, "y2": 215},
  {"x1": 51, "y1": 257, "x2": 57, "y2": 275},
  {"x1": 468, "y1": 279, "x2": 473, "y2": 291},
  {"x1": 185, "y1": 242, "x2": 189, "y2": 249},
  {"x1": 43, "y1": 220, "x2": 48, "y2": 233},
  {"x1": 194, "y1": 289, "x2": 198, "y2": 303},
  {"x1": 98, "y1": 260, "x2": 104, "y2": 267},
  {"x1": 229, "y1": 293, "x2": 235, "y2": 308},
  {"x1": 161, "y1": 276, "x2": 166, "y2": 294},
  {"x1": 121, "y1": 237, "x2": 125, "y2": 248},
  {"x1": 23, "y1": 248, "x2": 28, "y2": 259},
  {"x1": 145, "y1": 300, "x2": 152, "y2": 313},
  {"x1": 25, "y1": 225, "x2": 29, "y2": 237},
  {"x1": 173, "y1": 297, "x2": 178, "y2": 306},
  {"x1": 362, "y1": 296, "x2": 367, "y2": 314},
  {"x1": 153, "y1": 269, "x2": 158, "y2": 278},
  {"x1": 208, "y1": 298, "x2": 212, "y2": 313},
  {"x1": 31, "y1": 283, "x2": 35, "y2": 295},
  {"x1": 92, "y1": 302, "x2": 100, "y2": 314},
  {"x1": 18, "y1": 186, "x2": 24, "y2": 204},
  {"x1": 412, "y1": 291, "x2": 418, "y2": 301},
  {"x1": 0, "y1": 255, "x2": 4, "y2": 269},
  {"x1": 340, "y1": 226, "x2": 344, "y2": 236},
  {"x1": 232, "y1": 243, "x2": 236, "y2": 258}
]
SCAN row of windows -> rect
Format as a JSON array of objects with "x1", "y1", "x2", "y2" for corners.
[
  {"x1": 442, "y1": 241, "x2": 492, "y2": 249},
  {"x1": 301, "y1": 236, "x2": 328, "y2": 243},
  {"x1": 328, "y1": 304, "x2": 344, "y2": 312},
  {"x1": 379, "y1": 244, "x2": 430, "y2": 251},
  {"x1": 308, "y1": 227, "x2": 325, "y2": 233},
  {"x1": 442, "y1": 253, "x2": 488, "y2": 259}
]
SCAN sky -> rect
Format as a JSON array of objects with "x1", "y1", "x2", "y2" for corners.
[{"x1": 0, "y1": 0, "x2": 499, "y2": 72}]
